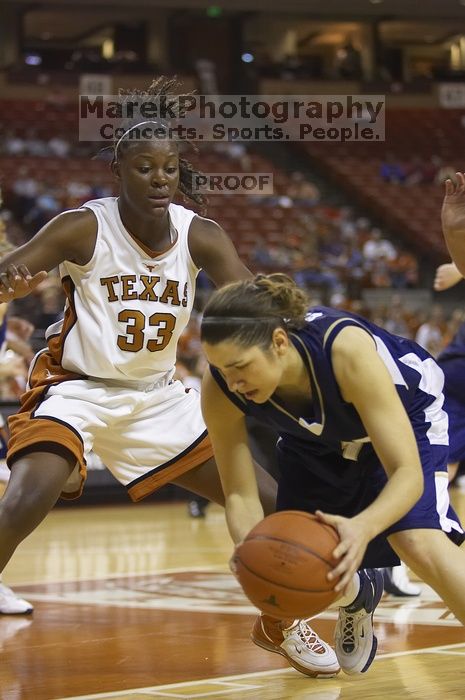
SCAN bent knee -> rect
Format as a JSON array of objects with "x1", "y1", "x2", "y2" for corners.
[{"x1": 389, "y1": 529, "x2": 445, "y2": 573}]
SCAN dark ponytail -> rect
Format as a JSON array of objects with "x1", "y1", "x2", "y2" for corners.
[{"x1": 201, "y1": 274, "x2": 310, "y2": 348}]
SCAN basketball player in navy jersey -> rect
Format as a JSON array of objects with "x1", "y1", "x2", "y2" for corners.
[
  {"x1": 434, "y1": 260, "x2": 465, "y2": 484},
  {"x1": 200, "y1": 273, "x2": 465, "y2": 675},
  {"x1": 0, "y1": 78, "x2": 339, "y2": 675}
]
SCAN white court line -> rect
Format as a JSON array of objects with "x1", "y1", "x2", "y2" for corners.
[
  {"x1": 15, "y1": 565, "x2": 230, "y2": 587},
  {"x1": 53, "y1": 668, "x2": 295, "y2": 700},
  {"x1": 54, "y1": 642, "x2": 465, "y2": 700},
  {"x1": 19, "y1": 590, "x2": 459, "y2": 625}
]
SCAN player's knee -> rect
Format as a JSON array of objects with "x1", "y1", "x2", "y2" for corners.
[
  {"x1": 389, "y1": 530, "x2": 440, "y2": 577},
  {"x1": 0, "y1": 494, "x2": 32, "y2": 541}
]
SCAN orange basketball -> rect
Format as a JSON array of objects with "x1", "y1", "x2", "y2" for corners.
[{"x1": 233, "y1": 510, "x2": 341, "y2": 619}]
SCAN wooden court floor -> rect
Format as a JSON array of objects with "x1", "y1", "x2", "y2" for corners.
[{"x1": 1, "y1": 491, "x2": 465, "y2": 700}]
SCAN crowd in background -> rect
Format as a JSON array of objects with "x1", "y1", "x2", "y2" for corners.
[
  {"x1": 379, "y1": 152, "x2": 458, "y2": 187},
  {"x1": 0, "y1": 135, "x2": 464, "y2": 441}
]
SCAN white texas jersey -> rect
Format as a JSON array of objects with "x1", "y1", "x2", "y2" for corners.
[{"x1": 46, "y1": 197, "x2": 198, "y2": 382}]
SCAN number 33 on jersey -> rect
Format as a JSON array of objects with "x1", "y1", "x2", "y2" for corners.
[{"x1": 47, "y1": 198, "x2": 198, "y2": 382}]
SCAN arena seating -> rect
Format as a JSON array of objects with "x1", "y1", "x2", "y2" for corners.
[{"x1": 300, "y1": 108, "x2": 465, "y2": 258}]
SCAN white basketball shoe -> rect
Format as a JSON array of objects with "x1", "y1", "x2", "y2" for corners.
[
  {"x1": 252, "y1": 613, "x2": 340, "y2": 677},
  {"x1": 0, "y1": 582, "x2": 33, "y2": 615}
]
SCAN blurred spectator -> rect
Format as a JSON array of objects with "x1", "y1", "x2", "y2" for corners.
[
  {"x1": 415, "y1": 305, "x2": 445, "y2": 357},
  {"x1": 48, "y1": 133, "x2": 71, "y2": 158},
  {"x1": 211, "y1": 143, "x2": 251, "y2": 171},
  {"x1": 334, "y1": 41, "x2": 363, "y2": 80},
  {"x1": 23, "y1": 129, "x2": 48, "y2": 157},
  {"x1": 388, "y1": 248, "x2": 419, "y2": 288},
  {"x1": 287, "y1": 172, "x2": 320, "y2": 205},
  {"x1": 11, "y1": 168, "x2": 40, "y2": 218},
  {"x1": 23, "y1": 185, "x2": 61, "y2": 233},
  {"x1": 65, "y1": 180, "x2": 93, "y2": 208},
  {"x1": 441, "y1": 308, "x2": 465, "y2": 349},
  {"x1": 33, "y1": 284, "x2": 64, "y2": 332},
  {"x1": 6, "y1": 316, "x2": 35, "y2": 365},
  {"x1": 382, "y1": 296, "x2": 413, "y2": 338},
  {"x1": 363, "y1": 228, "x2": 397, "y2": 263},
  {"x1": 380, "y1": 154, "x2": 405, "y2": 184},
  {"x1": 2, "y1": 130, "x2": 25, "y2": 156},
  {"x1": 294, "y1": 253, "x2": 340, "y2": 291},
  {"x1": 176, "y1": 313, "x2": 202, "y2": 363}
]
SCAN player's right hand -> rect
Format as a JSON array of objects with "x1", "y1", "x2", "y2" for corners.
[
  {"x1": 315, "y1": 510, "x2": 369, "y2": 595},
  {"x1": 0, "y1": 264, "x2": 47, "y2": 302}
]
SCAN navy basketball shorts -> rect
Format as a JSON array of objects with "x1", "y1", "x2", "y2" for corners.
[
  {"x1": 444, "y1": 393, "x2": 465, "y2": 463},
  {"x1": 276, "y1": 434, "x2": 464, "y2": 569}
]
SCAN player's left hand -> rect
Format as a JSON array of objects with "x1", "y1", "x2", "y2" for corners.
[{"x1": 315, "y1": 510, "x2": 370, "y2": 595}]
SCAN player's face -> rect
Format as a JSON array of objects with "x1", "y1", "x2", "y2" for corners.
[
  {"x1": 203, "y1": 339, "x2": 283, "y2": 403},
  {"x1": 115, "y1": 140, "x2": 179, "y2": 219}
]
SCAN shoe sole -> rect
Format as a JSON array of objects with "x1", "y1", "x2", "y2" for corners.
[
  {"x1": 251, "y1": 635, "x2": 340, "y2": 678},
  {"x1": 0, "y1": 608, "x2": 33, "y2": 615}
]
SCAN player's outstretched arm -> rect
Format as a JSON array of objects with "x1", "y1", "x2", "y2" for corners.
[
  {"x1": 201, "y1": 368, "x2": 264, "y2": 543},
  {"x1": 442, "y1": 173, "x2": 465, "y2": 277},
  {"x1": 318, "y1": 326, "x2": 424, "y2": 592},
  {"x1": 0, "y1": 208, "x2": 97, "y2": 303}
]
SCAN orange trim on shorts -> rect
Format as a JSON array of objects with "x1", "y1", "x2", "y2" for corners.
[
  {"x1": 127, "y1": 434, "x2": 214, "y2": 502},
  {"x1": 7, "y1": 305, "x2": 87, "y2": 500},
  {"x1": 8, "y1": 414, "x2": 86, "y2": 499}
]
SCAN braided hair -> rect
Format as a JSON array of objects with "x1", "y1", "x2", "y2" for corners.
[{"x1": 112, "y1": 76, "x2": 207, "y2": 211}]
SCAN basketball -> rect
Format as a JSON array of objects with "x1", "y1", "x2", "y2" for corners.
[{"x1": 233, "y1": 511, "x2": 341, "y2": 619}]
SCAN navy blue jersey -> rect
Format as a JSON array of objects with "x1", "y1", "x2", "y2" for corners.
[
  {"x1": 437, "y1": 321, "x2": 465, "y2": 402},
  {"x1": 0, "y1": 313, "x2": 7, "y2": 355},
  {"x1": 437, "y1": 321, "x2": 465, "y2": 456},
  {"x1": 437, "y1": 321, "x2": 465, "y2": 362},
  {"x1": 209, "y1": 306, "x2": 465, "y2": 566},
  {"x1": 210, "y1": 306, "x2": 448, "y2": 459}
]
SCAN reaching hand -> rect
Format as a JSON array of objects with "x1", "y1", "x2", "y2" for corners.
[
  {"x1": 442, "y1": 173, "x2": 465, "y2": 277},
  {"x1": 0, "y1": 265, "x2": 47, "y2": 302},
  {"x1": 433, "y1": 262, "x2": 463, "y2": 291},
  {"x1": 315, "y1": 510, "x2": 371, "y2": 595},
  {"x1": 442, "y1": 173, "x2": 465, "y2": 236}
]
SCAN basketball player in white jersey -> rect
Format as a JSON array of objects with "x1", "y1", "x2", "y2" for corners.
[
  {"x1": 0, "y1": 78, "x2": 339, "y2": 676},
  {"x1": 0, "y1": 197, "x2": 33, "y2": 614}
]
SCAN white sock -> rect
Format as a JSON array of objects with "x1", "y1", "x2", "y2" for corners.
[{"x1": 328, "y1": 572, "x2": 361, "y2": 609}]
